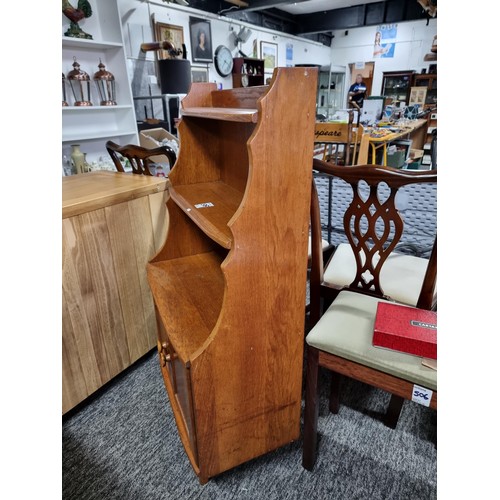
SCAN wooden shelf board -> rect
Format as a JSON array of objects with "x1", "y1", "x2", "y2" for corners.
[
  {"x1": 181, "y1": 107, "x2": 259, "y2": 123},
  {"x1": 170, "y1": 181, "x2": 243, "y2": 249},
  {"x1": 147, "y1": 251, "x2": 225, "y2": 363}
]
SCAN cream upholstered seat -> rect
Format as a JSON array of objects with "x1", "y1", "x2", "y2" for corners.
[
  {"x1": 323, "y1": 243, "x2": 432, "y2": 307},
  {"x1": 306, "y1": 291, "x2": 437, "y2": 390}
]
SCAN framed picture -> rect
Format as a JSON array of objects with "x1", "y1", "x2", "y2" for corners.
[
  {"x1": 153, "y1": 19, "x2": 184, "y2": 60},
  {"x1": 260, "y1": 41, "x2": 278, "y2": 71},
  {"x1": 189, "y1": 17, "x2": 213, "y2": 63},
  {"x1": 409, "y1": 86, "x2": 427, "y2": 106},
  {"x1": 191, "y1": 66, "x2": 209, "y2": 83}
]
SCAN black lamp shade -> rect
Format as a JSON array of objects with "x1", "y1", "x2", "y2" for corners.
[{"x1": 158, "y1": 59, "x2": 192, "y2": 94}]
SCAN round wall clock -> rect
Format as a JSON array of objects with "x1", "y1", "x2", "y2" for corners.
[{"x1": 214, "y1": 45, "x2": 234, "y2": 77}]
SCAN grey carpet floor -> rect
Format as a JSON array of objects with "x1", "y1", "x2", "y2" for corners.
[{"x1": 63, "y1": 345, "x2": 437, "y2": 500}]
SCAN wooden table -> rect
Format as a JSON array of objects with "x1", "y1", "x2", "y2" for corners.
[
  {"x1": 62, "y1": 171, "x2": 169, "y2": 413},
  {"x1": 357, "y1": 118, "x2": 428, "y2": 166}
]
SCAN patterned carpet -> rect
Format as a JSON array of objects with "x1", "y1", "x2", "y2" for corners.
[{"x1": 63, "y1": 345, "x2": 437, "y2": 500}]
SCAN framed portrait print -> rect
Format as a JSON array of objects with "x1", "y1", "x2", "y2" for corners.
[
  {"x1": 260, "y1": 41, "x2": 278, "y2": 71},
  {"x1": 153, "y1": 20, "x2": 184, "y2": 60},
  {"x1": 189, "y1": 17, "x2": 213, "y2": 63},
  {"x1": 191, "y1": 66, "x2": 209, "y2": 83}
]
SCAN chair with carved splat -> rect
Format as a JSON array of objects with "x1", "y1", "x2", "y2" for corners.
[
  {"x1": 106, "y1": 140, "x2": 177, "y2": 176},
  {"x1": 303, "y1": 160, "x2": 437, "y2": 471}
]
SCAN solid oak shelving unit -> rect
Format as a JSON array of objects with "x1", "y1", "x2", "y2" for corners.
[{"x1": 147, "y1": 67, "x2": 318, "y2": 483}]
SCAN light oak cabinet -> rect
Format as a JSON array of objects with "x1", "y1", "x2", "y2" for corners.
[
  {"x1": 62, "y1": 172, "x2": 169, "y2": 413},
  {"x1": 147, "y1": 67, "x2": 318, "y2": 483}
]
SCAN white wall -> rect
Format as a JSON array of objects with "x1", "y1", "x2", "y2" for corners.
[
  {"x1": 330, "y1": 19, "x2": 437, "y2": 105},
  {"x1": 118, "y1": 0, "x2": 331, "y2": 91}
]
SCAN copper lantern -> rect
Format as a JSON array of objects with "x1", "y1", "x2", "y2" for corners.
[
  {"x1": 93, "y1": 59, "x2": 117, "y2": 106},
  {"x1": 67, "y1": 57, "x2": 93, "y2": 106}
]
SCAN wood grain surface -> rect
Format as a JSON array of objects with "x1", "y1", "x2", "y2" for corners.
[
  {"x1": 62, "y1": 173, "x2": 169, "y2": 413},
  {"x1": 147, "y1": 67, "x2": 318, "y2": 481},
  {"x1": 62, "y1": 171, "x2": 168, "y2": 219}
]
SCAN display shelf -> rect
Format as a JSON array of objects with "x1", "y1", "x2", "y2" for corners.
[
  {"x1": 181, "y1": 107, "x2": 259, "y2": 123},
  {"x1": 147, "y1": 250, "x2": 226, "y2": 363},
  {"x1": 61, "y1": 37, "x2": 123, "y2": 50},
  {"x1": 61, "y1": 0, "x2": 123, "y2": 44},
  {"x1": 170, "y1": 182, "x2": 243, "y2": 249},
  {"x1": 232, "y1": 57, "x2": 265, "y2": 88},
  {"x1": 147, "y1": 69, "x2": 318, "y2": 483},
  {"x1": 62, "y1": 106, "x2": 137, "y2": 142},
  {"x1": 62, "y1": 0, "x2": 138, "y2": 175}
]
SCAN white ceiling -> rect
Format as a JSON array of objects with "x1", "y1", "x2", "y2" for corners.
[{"x1": 279, "y1": 0, "x2": 383, "y2": 15}]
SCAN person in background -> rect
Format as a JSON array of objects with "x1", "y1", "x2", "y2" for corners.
[{"x1": 348, "y1": 74, "x2": 367, "y2": 111}]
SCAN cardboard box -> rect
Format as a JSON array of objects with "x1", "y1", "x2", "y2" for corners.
[
  {"x1": 373, "y1": 302, "x2": 437, "y2": 359},
  {"x1": 406, "y1": 148, "x2": 424, "y2": 169},
  {"x1": 139, "y1": 127, "x2": 179, "y2": 165}
]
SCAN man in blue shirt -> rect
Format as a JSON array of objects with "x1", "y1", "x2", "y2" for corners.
[{"x1": 348, "y1": 74, "x2": 367, "y2": 110}]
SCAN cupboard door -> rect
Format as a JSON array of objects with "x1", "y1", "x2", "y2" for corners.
[{"x1": 156, "y1": 311, "x2": 198, "y2": 459}]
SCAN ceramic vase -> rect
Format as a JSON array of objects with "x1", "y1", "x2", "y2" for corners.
[{"x1": 71, "y1": 144, "x2": 85, "y2": 174}]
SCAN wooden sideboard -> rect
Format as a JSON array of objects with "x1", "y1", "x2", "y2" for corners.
[{"x1": 62, "y1": 171, "x2": 169, "y2": 414}]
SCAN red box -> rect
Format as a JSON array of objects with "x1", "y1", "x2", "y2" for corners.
[{"x1": 373, "y1": 302, "x2": 437, "y2": 359}]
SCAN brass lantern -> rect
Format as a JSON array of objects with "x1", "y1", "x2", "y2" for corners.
[
  {"x1": 93, "y1": 59, "x2": 117, "y2": 106},
  {"x1": 67, "y1": 57, "x2": 93, "y2": 106},
  {"x1": 62, "y1": 73, "x2": 68, "y2": 106}
]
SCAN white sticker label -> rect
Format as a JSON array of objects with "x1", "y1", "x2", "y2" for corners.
[
  {"x1": 194, "y1": 202, "x2": 214, "y2": 208},
  {"x1": 412, "y1": 384, "x2": 433, "y2": 407}
]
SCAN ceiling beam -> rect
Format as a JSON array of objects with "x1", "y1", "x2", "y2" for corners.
[
  {"x1": 242, "y1": 0, "x2": 310, "y2": 13},
  {"x1": 294, "y1": 0, "x2": 432, "y2": 35}
]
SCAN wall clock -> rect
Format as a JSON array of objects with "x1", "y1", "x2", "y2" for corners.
[{"x1": 214, "y1": 45, "x2": 234, "y2": 77}]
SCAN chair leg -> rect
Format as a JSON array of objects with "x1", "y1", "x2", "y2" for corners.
[
  {"x1": 302, "y1": 347, "x2": 320, "y2": 471},
  {"x1": 384, "y1": 394, "x2": 405, "y2": 429},
  {"x1": 329, "y1": 372, "x2": 341, "y2": 414}
]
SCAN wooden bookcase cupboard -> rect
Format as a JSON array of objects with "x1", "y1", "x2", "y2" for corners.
[{"x1": 147, "y1": 67, "x2": 318, "y2": 483}]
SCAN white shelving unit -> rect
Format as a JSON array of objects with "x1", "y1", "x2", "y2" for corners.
[{"x1": 62, "y1": 0, "x2": 138, "y2": 173}]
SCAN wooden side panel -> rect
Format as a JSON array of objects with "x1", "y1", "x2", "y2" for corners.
[
  {"x1": 211, "y1": 86, "x2": 267, "y2": 109},
  {"x1": 62, "y1": 192, "x2": 165, "y2": 413},
  {"x1": 169, "y1": 118, "x2": 223, "y2": 186},
  {"x1": 105, "y1": 197, "x2": 154, "y2": 362},
  {"x1": 62, "y1": 213, "x2": 129, "y2": 412},
  {"x1": 190, "y1": 67, "x2": 318, "y2": 478},
  {"x1": 219, "y1": 122, "x2": 253, "y2": 194},
  {"x1": 150, "y1": 200, "x2": 217, "y2": 263},
  {"x1": 148, "y1": 190, "x2": 169, "y2": 253}
]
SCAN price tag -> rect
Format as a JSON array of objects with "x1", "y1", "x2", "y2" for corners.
[
  {"x1": 412, "y1": 384, "x2": 433, "y2": 407},
  {"x1": 194, "y1": 202, "x2": 214, "y2": 208}
]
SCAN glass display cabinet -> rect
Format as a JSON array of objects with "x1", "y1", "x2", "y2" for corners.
[
  {"x1": 316, "y1": 65, "x2": 345, "y2": 119},
  {"x1": 413, "y1": 73, "x2": 437, "y2": 109},
  {"x1": 381, "y1": 70, "x2": 415, "y2": 105}
]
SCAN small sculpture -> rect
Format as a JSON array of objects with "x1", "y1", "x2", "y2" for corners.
[{"x1": 62, "y1": 0, "x2": 93, "y2": 39}]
